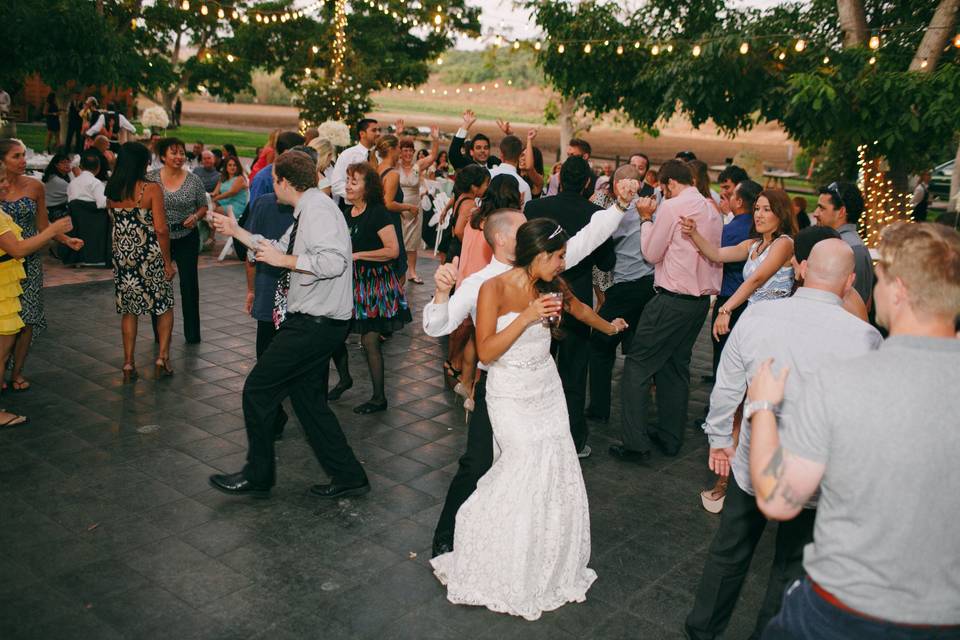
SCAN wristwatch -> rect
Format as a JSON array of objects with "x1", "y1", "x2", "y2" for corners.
[{"x1": 744, "y1": 400, "x2": 779, "y2": 421}]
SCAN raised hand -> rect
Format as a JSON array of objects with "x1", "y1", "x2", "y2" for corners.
[
  {"x1": 496, "y1": 119, "x2": 513, "y2": 135},
  {"x1": 526, "y1": 128, "x2": 538, "y2": 143},
  {"x1": 394, "y1": 119, "x2": 405, "y2": 135},
  {"x1": 462, "y1": 110, "x2": 477, "y2": 130},
  {"x1": 747, "y1": 359, "x2": 790, "y2": 405},
  {"x1": 430, "y1": 125, "x2": 440, "y2": 140},
  {"x1": 434, "y1": 256, "x2": 459, "y2": 294}
]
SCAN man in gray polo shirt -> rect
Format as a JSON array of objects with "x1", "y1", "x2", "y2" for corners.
[
  {"x1": 684, "y1": 238, "x2": 882, "y2": 640},
  {"x1": 813, "y1": 181, "x2": 874, "y2": 307},
  {"x1": 747, "y1": 222, "x2": 960, "y2": 637}
]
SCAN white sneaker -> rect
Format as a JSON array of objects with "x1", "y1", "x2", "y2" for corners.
[{"x1": 577, "y1": 445, "x2": 592, "y2": 459}]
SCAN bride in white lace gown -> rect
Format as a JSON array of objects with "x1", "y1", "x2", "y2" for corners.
[{"x1": 431, "y1": 218, "x2": 628, "y2": 621}]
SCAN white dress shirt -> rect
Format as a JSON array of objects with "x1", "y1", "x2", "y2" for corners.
[
  {"x1": 422, "y1": 202, "x2": 629, "y2": 370},
  {"x1": 85, "y1": 113, "x2": 136, "y2": 137},
  {"x1": 488, "y1": 162, "x2": 532, "y2": 206},
  {"x1": 66, "y1": 170, "x2": 107, "y2": 209},
  {"x1": 329, "y1": 143, "x2": 374, "y2": 203}
]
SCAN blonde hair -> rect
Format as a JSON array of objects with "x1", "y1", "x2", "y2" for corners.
[
  {"x1": 307, "y1": 137, "x2": 336, "y2": 172},
  {"x1": 877, "y1": 222, "x2": 960, "y2": 318},
  {"x1": 375, "y1": 134, "x2": 399, "y2": 158}
]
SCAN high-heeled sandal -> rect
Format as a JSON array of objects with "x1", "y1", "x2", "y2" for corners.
[
  {"x1": 122, "y1": 364, "x2": 138, "y2": 383},
  {"x1": 154, "y1": 359, "x2": 174, "y2": 378}
]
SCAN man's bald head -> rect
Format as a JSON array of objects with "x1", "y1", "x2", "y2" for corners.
[
  {"x1": 804, "y1": 238, "x2": 855, "y2": 296},
  {"x1": 611, "y1": 164, "x2": 641, "y2": 199}
]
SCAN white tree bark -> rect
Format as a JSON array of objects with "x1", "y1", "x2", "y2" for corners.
[
  {"x1": 837, "y1": 0, "x2": 869, "y2": 47},
  {"x1": 909, "y1": 0, "x2": 960, "y2": 71},
  {"x1": 950, "y1": 142, "x2": 960, "y2": 212}
]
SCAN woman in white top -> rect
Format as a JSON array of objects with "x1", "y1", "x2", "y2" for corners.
[
  {"x1": 307, "y1": 137, "x2": 336, "y2": 196},
  {"x1": 397, "y1": 125, "x2": 439, "y2": 284}
]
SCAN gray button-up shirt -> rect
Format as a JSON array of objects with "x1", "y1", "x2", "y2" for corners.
[
  {"x1": 249, "y1": 188, "x2": 353, "y2": 320},
  {"x1": 702, "y1": 287, "x2": 882, "y2": 498},
  {"x1": 611, "y1": 202, "x2": 654, "y2": 284},
  {"x1": 837, "y1": 223, "x2": 875, "y2": 303}
]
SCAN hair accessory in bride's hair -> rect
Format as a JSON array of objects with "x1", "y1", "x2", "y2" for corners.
[{"x1": 548, "y1": 224, "x2": 563, "y2": 240}]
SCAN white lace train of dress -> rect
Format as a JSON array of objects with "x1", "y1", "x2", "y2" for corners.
[{"x1": 431, "y1": 312, "x2": 597, "y2": 621}]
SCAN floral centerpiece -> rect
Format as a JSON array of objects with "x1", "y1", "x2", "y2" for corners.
[
  {"x1": 141, "y1": 106, "x2": 170, "y2": 136},
  {"x1": 315, "y1": 121, "x2": 351, "y2": 148}
]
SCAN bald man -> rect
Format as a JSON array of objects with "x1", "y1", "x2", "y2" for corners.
[
  {"x1": 685, "y1": 238, "x2": 882, "y2": 640},
  {"x1": 193, "y1": 149, "x2": 221, "y2": 193}
]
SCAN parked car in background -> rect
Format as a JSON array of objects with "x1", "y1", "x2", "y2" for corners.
[{"x1": 930, "y1": 159, "x2": 954, "y2": 201}]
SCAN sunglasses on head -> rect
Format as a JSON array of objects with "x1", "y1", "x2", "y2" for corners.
[{"x1": 825, "y1": 182, "x2": 845, "y2": 208}]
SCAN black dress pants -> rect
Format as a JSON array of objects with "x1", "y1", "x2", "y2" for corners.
[
  {"x1": 241, "y1": 314, "x2": 365, "y2": 488},
  {"x1": 685, "y1": 476, "x2": 816, "y2": 640},
  {"x1": 619, "y1": 292, "x2": 710, "y2": 454},
  {"x1": 553, "y1": 320, "x2": 591, "y2": 452},
  {"x1": 587, "y1": 276, "x2": 656, "y2": 420},
  {"x1": 433, "y1": 371, "x2": 490, "y2": 546},
  {"x1": 152, "y1": 230, "x2": 201, "y2": 343},
  {"x1": 256, "y1": 319, "x2": 288, "y2": 436},
  {"x1": 65, "y1": 122, "x2": 83, "y2": 154}
]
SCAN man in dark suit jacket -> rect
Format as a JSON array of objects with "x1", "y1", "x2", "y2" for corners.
[
  {"x1": 524, "y1": 156, "x2": 615, "y2": 457},
  {"x1": 448, "y1": 109, "x2": 502, "y2": 171}
]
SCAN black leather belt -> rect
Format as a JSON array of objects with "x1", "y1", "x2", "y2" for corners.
[
  {"x1": 287, "y1": 313, "x2": 349, "y2": 326},
  {"x1": 654, "y1": 287, "x2": 710, "y2": 301}
]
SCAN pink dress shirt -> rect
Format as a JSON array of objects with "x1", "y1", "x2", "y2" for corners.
[{"x1": 640, "y1": 186, "x2": 722, "y2": 296}]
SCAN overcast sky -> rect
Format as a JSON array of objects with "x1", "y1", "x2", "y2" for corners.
[{"x1": 455, "y1": 0, "x2": 795, "y2": 49}]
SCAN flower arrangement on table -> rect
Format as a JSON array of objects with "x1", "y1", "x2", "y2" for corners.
[{"x1": 140, "y1": 106, "x2": 170, "y2": 135}]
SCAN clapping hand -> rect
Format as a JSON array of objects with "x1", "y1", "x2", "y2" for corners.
[
  {"x1": 747, "y1": 359, "x2": 789, "y2": 404},
  {"x1": 708, "y1": 446, "x2": 736, "y2": 477},
  {"x1": 462, "y1": 110, "x2": 477, "y2": 130},
  {"x1": 209, "y1": 211, "x2": 239, "y2": 237},
  {"x1": 254, "y1": 239, "x2": 286, "y2": 267},
  {"x1": 496, "y1": 119, "x2": 513, "y2": 135},
  {"x1": 434, "y1": 256, "x2": 458, "y2": 295}
]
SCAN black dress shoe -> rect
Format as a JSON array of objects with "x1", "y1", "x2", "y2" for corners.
[
  {"x1": 310, "y1": 480, "x2": 371, "y2": 499},
  {"x1": 327, "y1": 378, "x2": 353, "y2": 401},
  {"x1": 432, "y1": 540, "x2": 453, "y2": 558},
  {"x1": 353, "y1": 400, "x2": 387, "y2": 415},
  {"x1": 649, "y1": 433, "x2": 680, "y2": 457},
  {"x1": 209, "y1": 472, "x2": 270, "y2": 498},
  {"x1": 608, "y1": 444, "x2": 652, "y2": 463}
]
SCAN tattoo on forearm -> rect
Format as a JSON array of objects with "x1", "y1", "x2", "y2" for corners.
[{"x1": 758, "y1": 446, "x2": 806, "y2": 509}]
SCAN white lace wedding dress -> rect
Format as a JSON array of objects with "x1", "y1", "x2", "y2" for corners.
[{"x1": 431, "y1": 312, "x2": 596, "y2": 621}]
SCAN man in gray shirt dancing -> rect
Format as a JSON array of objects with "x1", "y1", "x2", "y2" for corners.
[
  {"x1": 747, "y1": 222, "x2": 960, "y2": 638},
  {"x1": 684, "y1": 237, "x2": 881, "y2": 640}
]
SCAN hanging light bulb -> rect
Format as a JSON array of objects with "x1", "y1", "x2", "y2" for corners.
[
  {"x1": 869, "y1": 35, "x2": 880, "y2": 49},
  {"x1": 534, "y1": 41, "x2": 542, "y2": 51},
  {"x1": 616, "y1": 44, "x2": 623, "y2": 55},
  {"x1": 794, "y1": 39, "x2": 806, "y2": 52},
  {"x1": 651, "y1": 44, "x2": 660, "y2": 55},
  {"x1": 739, "y1": 42, "x2": 749, "y2": 55},
  {"x1": 920, "y1": 58, "x2": 928, "y2": 68},
  {"x1": 241, "y1": 14, "x2": 248, "y2": 23},
  {"x1": 634, "y1": 41, "x2": 640, "y2": 49},
  {"x1": 232, "y1": 9, "x2": 239, "y2": 19},
  {"x1": 822, "y1": 55, "x2": 830, "y2": 64},
  {"x1": 868, "y1": 56, "x2": 876, "y2": 65},
  {"x1": 558, "y1": 43, "x2": 565, "y2": 53},
  {"x1": 217, "y1": 8, "x2": 225, "y2": 18},
  {"x1": 603, "y1": 40, "x2": 609, "y2": 46},
  {"x1": 312, "y1": 45, "x2": 319, "y2": 53},
  {"x1": 513, "y1": 41, "x2": 520, "y2": 50},
  {"x1": 434, "y1": 14, "x2": 442, "y2": 25},
  {"x1": 692, "y1": 44, "x2": 701, "y2": 57},
  {"x1": 436, "y1": 56, "x2": 443, "y2": 65},
  {"x1": 778, "y1": 51, "x2": 786, "y2": 61},
  {"x1": 666, "y1": 44, "x2": 673, "y2": 53},
  {"x1": 200, "y1": 4, "x2": 208, "y2": 16},
  {"x1": 180, "y1": 0, "x2": 189, "y2": 9},
  {"x1": 584, "y1": 43, "x2": 592, "y2": 54},
  {"x1": 226, "y1": 53, "x2": 235, "y2": 62},
  {"x1": 953, "y1": 34, "x2": 960, "y2": 48}
]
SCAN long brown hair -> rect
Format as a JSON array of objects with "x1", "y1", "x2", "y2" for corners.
[{"x1": 757, "y1": 189, "x2": 798, "y2": 238}]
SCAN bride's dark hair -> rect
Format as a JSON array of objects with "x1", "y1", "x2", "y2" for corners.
[{"x1": 514, "y1": 218, "x2": 572, "y2": 335}]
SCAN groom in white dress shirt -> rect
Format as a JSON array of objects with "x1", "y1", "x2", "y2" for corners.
[{"x1": 425, "y1": 179, "x2": 642, "y2": 556}]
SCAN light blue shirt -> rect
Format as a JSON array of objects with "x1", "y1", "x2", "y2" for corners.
[{"x1": 611, "y1": 203, "x2": 654, "y2": 284}]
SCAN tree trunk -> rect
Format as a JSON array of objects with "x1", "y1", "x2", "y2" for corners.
[
  {"x1": 909, "y1": 0, "x2": 960, "y2": 71},
  {"x1": 837, "y1": 0, "x2": 868, "y2": 47},
  {"x1": 950, "y1": 140, "x2": 960, "y2": 212},
  {"x1": 558, "y1": 95, "x2": 575, "y2": 162}
]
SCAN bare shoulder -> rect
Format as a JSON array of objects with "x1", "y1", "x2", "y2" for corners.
[{"x1": 24, "y1": 175, "x2": 43, "y2": 195}]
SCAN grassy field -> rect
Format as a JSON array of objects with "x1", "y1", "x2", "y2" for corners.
[
  {"x1": 14, "y1": 122, "x2": 268, "y2": 158},
  {"x1": 373, "y1": 95, "x2": 534, "y2": 123}
]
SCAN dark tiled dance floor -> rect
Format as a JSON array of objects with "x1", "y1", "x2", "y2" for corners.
[{"x1": 0, "y1": 258, "x2": 776, "y2": 639}]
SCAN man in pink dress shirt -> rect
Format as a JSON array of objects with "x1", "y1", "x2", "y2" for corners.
[{"x1": 610, "y1": 159, "x2": 723, "y2": 462}]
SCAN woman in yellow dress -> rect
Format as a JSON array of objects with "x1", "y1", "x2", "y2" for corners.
[{"x1": 0, "y1": 169, "x2": 73, "y2": 427}]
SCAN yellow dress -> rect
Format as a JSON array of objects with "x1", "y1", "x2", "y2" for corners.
[{"x1": 0, "y1": 213, "x2": 26, "y2": 335}]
